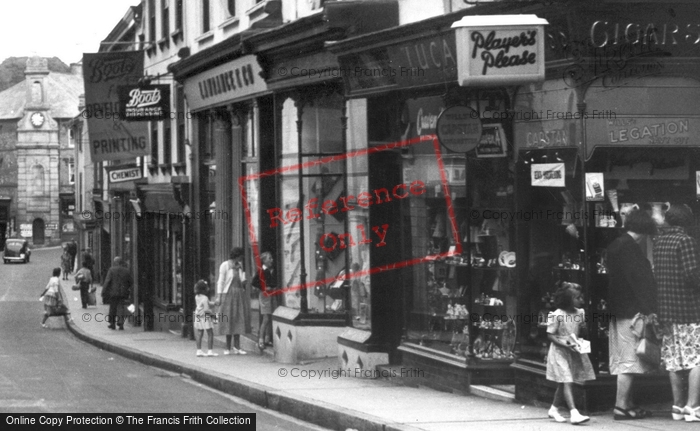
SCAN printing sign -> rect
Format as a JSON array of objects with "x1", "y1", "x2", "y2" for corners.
[
  {"x1": 452, "y1": 15, "x2": 548, "y2": 86},
  {"x1": 83, "y1": 51, "x2": 149, "y2": 162},
  {"x1": 118, "y1": 84, "x2": 170, "y2": 121},
  {"x1": 531, "y1": 163, "x2": 565, "y2": 187}
]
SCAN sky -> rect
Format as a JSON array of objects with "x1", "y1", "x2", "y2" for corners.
[{"x1": 0, "y1": 0, "x2": 141, "y2": 65}]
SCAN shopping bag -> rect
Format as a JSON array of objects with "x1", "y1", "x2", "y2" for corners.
[
  {"x1": 71, "y1": 284, "x2": 81, "y2": 291},
  {"x1": 87, "y1": 291, "x2": 96, "y2": 307}
]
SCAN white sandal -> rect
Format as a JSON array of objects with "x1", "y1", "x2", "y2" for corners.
[{"x1": 685, "y1": 406, "x2": 700, "y2": 422}]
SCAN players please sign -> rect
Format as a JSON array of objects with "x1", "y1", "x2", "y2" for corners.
[{"x1": 452, "y1": 15, "x2": 548, "y2": 86}]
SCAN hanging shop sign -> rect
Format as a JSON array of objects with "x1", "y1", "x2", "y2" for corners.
[
  {"x1": 436, "y1": 106, "x2": 482, "y2": 153},
  {"x1": 83, "y1": 51, "x2": 149, "y2": 163},
  {"x1": 184, "y1": 55, "x2": 267, "y2": 111},
  {"x1": 585, "y1": 173, "x2": 605, "y2": 201},
  {"x1": 475, "y1": 124, "x2": 507, "y2": 158},
  {"x1": 117, "y1": 84, "x2": 170, "y2": 121},
  {"x1": 531, "y1": 163, "x2": 565, "y2": 187},
  {"x1": 452, "y1": 15, "x2": 548, "y2": 86},
  {"x1": 107, "y1": 165, "x2": 143, "y2": 184}
]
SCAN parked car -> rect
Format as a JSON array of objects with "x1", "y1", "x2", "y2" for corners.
[{"x1": 3, "y1": 238, "x2": 31, "y2": 264}]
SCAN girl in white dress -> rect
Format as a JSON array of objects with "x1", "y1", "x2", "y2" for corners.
[
  {"x1": 546, "y1": 282, "x2": 595, "y2": 424},
  {"x1": 193, "y1": 280, "x2": 218, "y2": 357}
]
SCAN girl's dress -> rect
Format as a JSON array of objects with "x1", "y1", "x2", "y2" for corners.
[
  {"x1": 43, "y1": 277, "x2": 61, "y2": 311},
  {"x1": 193, "y1": 294, "x2": 215, "y2": 331},
  {"x1": 546, "y1": 308, "x2": 595, "y2": 383},
  {"x1": 217, "y1": 261, "x2": 247, "y2": 336}
]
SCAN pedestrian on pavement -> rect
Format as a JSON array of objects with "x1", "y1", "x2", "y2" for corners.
[
  {"x1": 252, "y1": 251, "x2": 277, "y2": 351},
  {"x1": 606, "y1": 208, "x2": 657, "y2": 420},
  {"x1": 652, "y1": 204, "x2": 700, "y2": 422},
  {"x1": 40, "y1": 268, "x2": 70, "y2": 327},
  {"x1": 74, "y1": 260, "x2": 93, "y2": 309},
  {"x1": 81, "y1": 250, "x2": 96, "y2": 284},
  {"x1": 546, "y1": 282, "x2": 594, "y2": 425},
  {"x1": 61, "y1": 248, "x2": 72, "y2": 280},
  {"x1": 193, "y1": 280, "x2": 218, "y2": 357},
  {"x1": 101, "y1": 257, "x2": 133, "y2": 330},
  {"x1": 215, "y1": 247, "x2": 248, "y2": 355}
]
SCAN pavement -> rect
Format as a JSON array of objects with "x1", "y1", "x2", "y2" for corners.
[{"x1": 57, "y1": 279, "x2": 691, "y2": 431}]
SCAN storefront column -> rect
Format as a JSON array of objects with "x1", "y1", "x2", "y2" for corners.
[{"x1": 294, "y1": 96, "x2": 308, "y2": 314}]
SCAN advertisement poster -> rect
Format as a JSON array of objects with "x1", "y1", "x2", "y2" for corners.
[
  {"x1": 531, "y1": 163, "x2": 565, "y2": 187},
  {"x1": 585, "y1": 173, "x2": 605, "y2": 201},
  {"x1": 475, "y1": 123, "x2": 507, "y2": 158},
  {"x1": 82, "y1": 51, "x2": 149, "y2": 162}
]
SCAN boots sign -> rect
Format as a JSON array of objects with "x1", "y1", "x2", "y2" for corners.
[
  {"x1": 452, "y1": 15, "x2": 548, "y2": 86},
  {"x1": 117, "y1": 85, "x2": 170, "y2": 121}
]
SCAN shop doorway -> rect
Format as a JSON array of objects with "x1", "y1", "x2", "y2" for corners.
[{"x1": 32, "y1": 218, "x2": 45, "y2": 244}]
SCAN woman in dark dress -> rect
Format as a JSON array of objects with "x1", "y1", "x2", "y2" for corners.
[{"x1": 607, "y1": 208, "x2": 657, "y2": 420}]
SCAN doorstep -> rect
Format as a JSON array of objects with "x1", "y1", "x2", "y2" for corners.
[{"x1": 470, "y1": 385, "x2": 515, "y2": 403}]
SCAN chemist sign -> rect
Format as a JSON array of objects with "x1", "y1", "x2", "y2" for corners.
[
  {"x1": 452, "y1": 15, "x2": 548, "y2": 86},
  {"x1": 107, "y1": 165, "x2": 142, "y2": 184}
]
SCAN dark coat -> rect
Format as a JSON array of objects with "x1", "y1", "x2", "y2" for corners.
[
  {"x1": 607, "y1": 233, "x2": 657, "y2": 319},
  {"x1": 251, "y1": 266, "x2": 277, "y2": 291},
  {"x1": 102, "y1": 265, "x2": 133, "y2": 301}
]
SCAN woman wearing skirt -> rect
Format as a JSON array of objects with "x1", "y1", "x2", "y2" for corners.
[{"x1": 215, "y1": 247, "x2": 248, "y2": 355}]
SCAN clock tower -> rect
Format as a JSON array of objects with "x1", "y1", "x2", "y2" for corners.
[{"x1": 17, "y1": 57, "x2": 60, "y2": 245}]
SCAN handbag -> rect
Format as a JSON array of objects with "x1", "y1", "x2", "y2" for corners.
[
  {"x1": 636, "y1": 318, "x2": 661, "y2": 365},
  {"x1": 71, "y1": 284, "x2": 81, "y2": 291}
]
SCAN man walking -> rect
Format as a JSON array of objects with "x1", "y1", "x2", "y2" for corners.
[{"x1": 101, "y1": 257, "x2": 133, "y2": 330}]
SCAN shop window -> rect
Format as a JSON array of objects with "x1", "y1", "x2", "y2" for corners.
[
  {"x1": 227, "y1": 0, "x2": 236, "y2": 16},
  {"x1": 277, "y1": 93, "x2": 346, "y2": 313},
  {"x1": 516, "y1": 148, "x2": 584, "y2": 365}
]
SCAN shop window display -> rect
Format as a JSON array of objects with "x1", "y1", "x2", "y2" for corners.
[
  {"x1": 278, "y1": 92, "x2": 348, "y2": 313},
  {"x1": 516, "y1": 148, "x2": 583, "y2": 366}
]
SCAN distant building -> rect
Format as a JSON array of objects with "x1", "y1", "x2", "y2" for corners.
[{"x1": 0, "y1": 56, "x2": 82, "y2": 246}]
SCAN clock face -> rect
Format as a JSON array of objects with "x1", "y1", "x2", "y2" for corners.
[{"x1": 30, "y1": 112, "x2": 44, "y2": 127}]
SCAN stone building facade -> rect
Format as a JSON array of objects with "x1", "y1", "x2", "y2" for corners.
[{"x1": 0, "y1": 57, "x2": 82, "y2": 246}]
